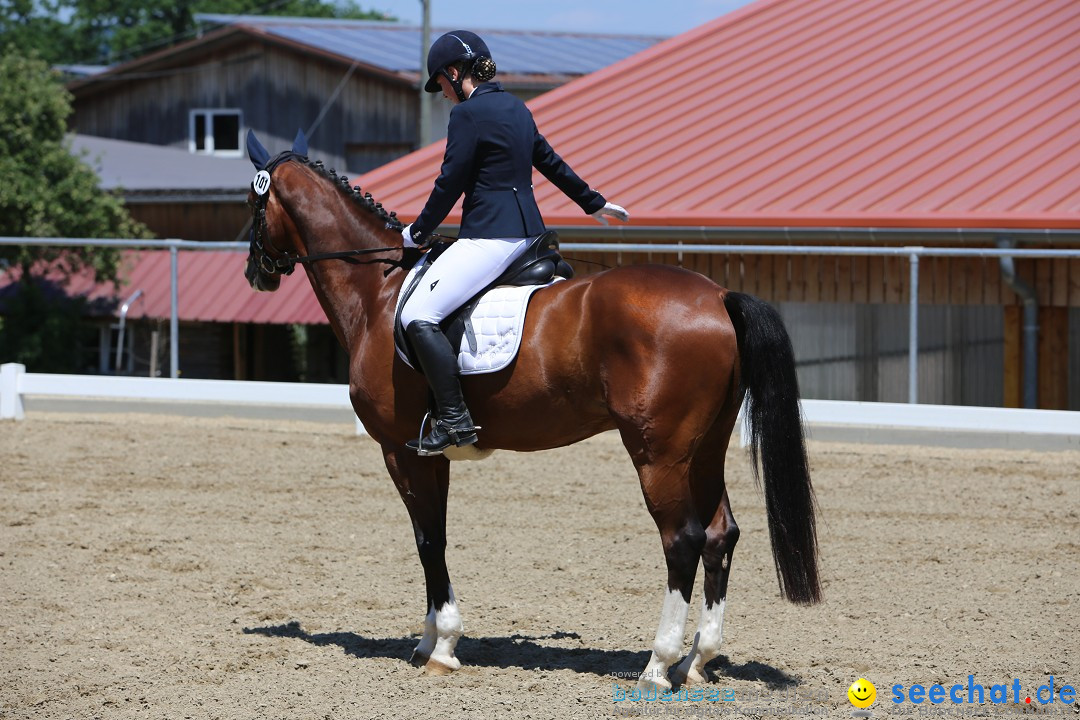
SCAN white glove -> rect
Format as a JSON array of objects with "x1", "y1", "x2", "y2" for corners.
[
  {"x1": 591, "y1": 202, "x2": 629, "y2": 225},
  {"x1": 401, "y1": 224, "x2": 419, "y2": 248}
]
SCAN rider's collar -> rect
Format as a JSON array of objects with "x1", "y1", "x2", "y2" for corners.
[{"x1": 469, "y1": 81, "x2": 502, "y2": 98}]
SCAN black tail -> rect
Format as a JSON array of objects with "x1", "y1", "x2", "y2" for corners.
[{"x1": 723, "y1": 291, "x2": 821, "y2": 605}]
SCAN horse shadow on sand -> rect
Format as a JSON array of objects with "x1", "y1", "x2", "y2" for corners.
[{"x1": 243, "y1": 620, "x2": 798, "y2": 689}]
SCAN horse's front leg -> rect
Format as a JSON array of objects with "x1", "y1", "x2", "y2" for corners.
[{"x1": 382, "y1": 446, "x2": 463, "y2": 674}]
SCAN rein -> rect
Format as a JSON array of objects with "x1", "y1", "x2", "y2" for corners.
[
  {"x1": 248, "y1": 153, "x2": 454, "y2": 277},
  {"x1": 250, "y1": 227, "x2": 407, "y2": 277}
]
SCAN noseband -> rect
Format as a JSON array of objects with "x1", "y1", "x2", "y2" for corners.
[{"x1": 247, "y1": 153, "x2": 410, "y2": 277}]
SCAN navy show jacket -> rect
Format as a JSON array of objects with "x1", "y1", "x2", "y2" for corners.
[{"x1": 411, "y1": 82, "x2": 607, "y2": 243}]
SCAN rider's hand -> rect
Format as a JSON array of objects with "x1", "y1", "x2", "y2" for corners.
[
  {"x1": 591, "y1": 202, "x2": 629, "y2": 225},
  {"x1": 401, "y1": 224, "x2": 420, "y2": 248}
]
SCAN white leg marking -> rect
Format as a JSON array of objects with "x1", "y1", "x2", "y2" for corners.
[
  {"x1": 412, "y1": 604, "x2": 437, "y2": 660},
  {"x1": 637, "y1": 588, "x2": 689, "y2": 691},
  {"x1": 427, "y1": 585, "x2": 463, "y2": 671},
  {"x1": 674, "y1": 598, "x2": 727, "y2": 685}
]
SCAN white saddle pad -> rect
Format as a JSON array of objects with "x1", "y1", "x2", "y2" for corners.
[{"x1": 395, "y1": 254, "x2": 561, "y2": 375}]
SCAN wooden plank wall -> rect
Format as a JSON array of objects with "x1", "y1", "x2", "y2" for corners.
[
  {"x1": 563, "y1": 243, "x2": 1077, "y2": 410},
  {"x1": 129, "y1": 202, "x2": 249, "y2": 242},
  {"x1": 566, "y1": 249, "x2": 1078, "y2": 308},
  {"x1": 72, "y1": 40, "x2": 418, "y2": 177}
]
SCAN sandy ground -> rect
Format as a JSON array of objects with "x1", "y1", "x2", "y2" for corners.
[{"x1": 1, "y1": 412, "x2": 1077, "y2": 720}]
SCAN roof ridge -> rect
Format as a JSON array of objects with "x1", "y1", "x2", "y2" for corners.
[{"x1": 195, "y1": 13, "x2": 667, "y2": 40}]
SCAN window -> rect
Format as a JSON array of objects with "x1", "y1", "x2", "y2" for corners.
[{"x1": 189, "y1": 109, "x2": 242, "y2": 156}]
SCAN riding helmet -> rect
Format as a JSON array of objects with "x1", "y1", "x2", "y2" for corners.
[{"x1": 424, "y1": 30, "x2": 493, "y2": 93}]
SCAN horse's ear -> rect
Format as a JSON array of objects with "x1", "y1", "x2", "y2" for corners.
[
  {"x1": 292, "y1": 128, "x2": 308, "y2": 157},
  {"x1": 246, "y1": 130, "x2": 271, "y2": 170}
]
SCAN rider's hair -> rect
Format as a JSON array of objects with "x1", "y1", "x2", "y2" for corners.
[{"x1": 448, "y1": 57, "x2": 496, "y2": 83}]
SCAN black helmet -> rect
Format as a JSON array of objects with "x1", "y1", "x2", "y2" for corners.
[{"x1": 424, "y1": 30, "x2": 495, "y2": 98}]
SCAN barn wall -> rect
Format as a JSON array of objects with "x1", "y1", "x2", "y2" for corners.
[
  {"x1": 72, "y1": 41, "x2": 419, "y2": 177},
  {"x1": 127, "y1": 202, "x2": 250, "y2": 243},
  {"x1": 559, "y1": 238, "x2": 1076, "y2": 410},
  {"x1": 568, "y1": 248, "x2": 1078, "y2": 308},
  {"x1": 780, "y1": 302, "x2": 1005, "y2": 407},
  {"x1": 1070, "y1": 308, "x2": 1080, "y2": 411}
]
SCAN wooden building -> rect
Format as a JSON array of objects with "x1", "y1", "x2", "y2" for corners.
[{"x1": 67, "y1": 16, "x2": 664, "y2": 180}]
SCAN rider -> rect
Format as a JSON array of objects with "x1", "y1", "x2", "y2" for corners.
[{"x1": 400, "y1": 30, "x2": 629, "y2": 456}]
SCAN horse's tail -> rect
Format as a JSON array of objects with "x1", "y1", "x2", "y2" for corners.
[{"x1": 723, "y1": 291, "x2": 821, "y2": 605}]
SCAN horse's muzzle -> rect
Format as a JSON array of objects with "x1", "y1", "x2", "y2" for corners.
[{"x1": 245, "y1": 255, "x2": 280, "y2": 292}]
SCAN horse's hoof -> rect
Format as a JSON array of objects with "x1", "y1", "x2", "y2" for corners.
[
  {"x1": 636, "y1": 674, "x2": 672, "y2": 694},
  {"x1": 422, "y1": 657, "x2": 460, "y2": 676},
  {"x1": 409, "y1": 650, "x2": 429, "y2": 667},
  {"x1": 670, "y1": 666, "x2": 707, "y2": 687}
]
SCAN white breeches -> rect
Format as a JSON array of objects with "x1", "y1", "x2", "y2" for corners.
[{"x1": 400, "y1": 237, "x2": 530, "y2": 326}]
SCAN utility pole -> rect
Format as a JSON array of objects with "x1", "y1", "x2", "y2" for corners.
[{"x1": 418, "y1": 0, "x2": 432, "y2": 148}]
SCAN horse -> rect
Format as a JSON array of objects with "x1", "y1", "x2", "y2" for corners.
[{"x1": 242, "y1": 131, "x2": 820, "y2": 690}]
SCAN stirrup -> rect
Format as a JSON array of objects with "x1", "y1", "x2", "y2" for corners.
[{"x1": 407, "y1": 412, "x2": 481, "y2": 457}]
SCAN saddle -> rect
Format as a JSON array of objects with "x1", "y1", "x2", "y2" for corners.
[{"x1": 394, "y1": 231, "x2": 574, "y2": 369}]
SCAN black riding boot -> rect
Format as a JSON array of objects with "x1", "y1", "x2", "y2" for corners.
[{"x1": 405, "y1": 320, "x2": 479, "y2": 455}]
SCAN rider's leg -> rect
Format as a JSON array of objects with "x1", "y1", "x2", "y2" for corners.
[
  {"x1": 406, "y1": 319, "x2": 478, "y2": 453},
  {"x1": 401, "y1": 237, "x2": 529, "y2": 455}
]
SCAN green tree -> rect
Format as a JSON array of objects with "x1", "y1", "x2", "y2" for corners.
[
  {"x1": 0, "y1": 0, "x2": 81, "y2": 65},
  {"x1": 1, "y1": 0, "x2": 394, "y2": 66},
  {"x1": 0, "y1": 48, "x2": 151, "y2": 371}
]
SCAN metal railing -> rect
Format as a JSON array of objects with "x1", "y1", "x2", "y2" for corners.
[
  {"x1": 2, "y1": 236, "x2": 1078, "y2": 402},
  {"x1": 1, "y1": 238, "x2": 239, "y2": 380}
]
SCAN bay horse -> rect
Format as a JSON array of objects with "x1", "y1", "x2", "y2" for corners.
[{"x1": 242, "y1": 133, "x2": 820, "y2": 690}]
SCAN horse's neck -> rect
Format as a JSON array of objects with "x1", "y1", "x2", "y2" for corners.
[{"x1": 279, "y1": 175, "x2": 400, "y2": 352}]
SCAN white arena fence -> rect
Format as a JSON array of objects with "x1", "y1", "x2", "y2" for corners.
[
  {"x1": 3, "y1": 363, "x2": 1078, "y2": 443},
  {"x1": 0, "y1": 363, "x2": 367, "y2": 435}
]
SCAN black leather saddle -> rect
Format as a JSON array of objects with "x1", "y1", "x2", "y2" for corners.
[{"x1": 394, "y1": 231, "x2": 573, "y2": 368}]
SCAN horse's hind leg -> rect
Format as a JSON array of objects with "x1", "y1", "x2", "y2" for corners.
[
  {"x1": 673, "y1": 429, "x2": 739, "y2": 686},
  {"x1": 673, "y1": 492, "x2": 738, "y2": 685},
  {"x1": 628, "y1": 455, "x2": 706, "y2": 692},
  {"x1": 381, "y1": 447, "x2": 463, "y2": 675}
]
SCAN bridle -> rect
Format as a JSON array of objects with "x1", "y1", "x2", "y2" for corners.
[
  {"x1": 247, "y1": 152, "x2": 433, "y2": 277},
  {"x1": 247, "y1": 170, "x2": 296, "y2": 276}
]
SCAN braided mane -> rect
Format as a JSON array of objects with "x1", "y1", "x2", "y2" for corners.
[{"x1": 302, "y1": 158, "x2": 405, "y2": 232}]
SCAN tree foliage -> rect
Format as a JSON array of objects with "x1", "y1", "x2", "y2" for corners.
[
  {"x1": 0, "y1": 0, "x2": 394, "y2": 66},
  {"x1": 0, "y1": 48, "x2": 151, "y2": 371},
  {"x1": 0, "y1": 279, "x2": 97, "y2": 372},
  {"x1": 0, "y1": 47, "x2": 150, "y2": 278}
]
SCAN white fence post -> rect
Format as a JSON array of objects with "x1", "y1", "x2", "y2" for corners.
[{"x1": 1, "y1": 363, "x2": 26, "y2": 420}]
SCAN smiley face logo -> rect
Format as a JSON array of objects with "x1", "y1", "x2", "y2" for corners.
[{"x1": 847, "y1": 678, "x2": 876, "y2": 709}]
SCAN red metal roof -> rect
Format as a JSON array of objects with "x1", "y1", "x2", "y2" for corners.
[
  {"x1": 120, "y1": 251, "x2": 327, "y2": 324},
  {"x1": 359, "y1": 0, "x2": 1080, "y2": 230},
  {"x1": 1, "y1": 251, "x2": 327, "y2": 325}
]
